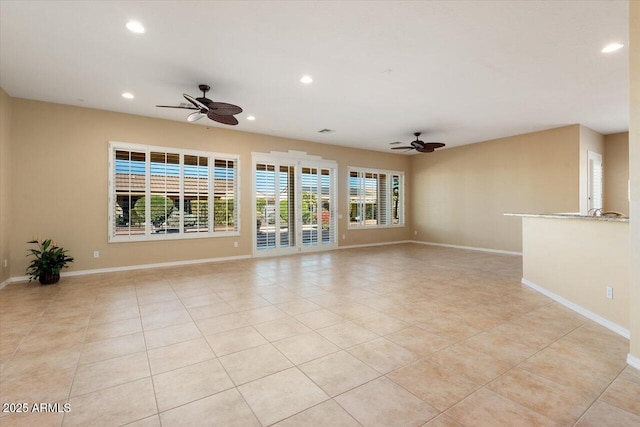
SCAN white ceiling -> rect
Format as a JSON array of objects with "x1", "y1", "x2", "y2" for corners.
[{"x1": 0, "y1": 1, "x2": 629, "y2": 153}]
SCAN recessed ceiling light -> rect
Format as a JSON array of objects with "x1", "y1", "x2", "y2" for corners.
[
  {"x1": 126, "y1": 20, "x2": 145, "y2": 34},
  {"x1": 601, "y1": 42, "x2": 623, "y2": 53},
  {"x1": 300, "y1": 75, "x2": 313, "y2": 84},
  {"x1": 122, "y1": 92, "x2": 134, "y2": 99},
  {"x1": 247, "y1": 116, "x2": 256, "y2": 121}
]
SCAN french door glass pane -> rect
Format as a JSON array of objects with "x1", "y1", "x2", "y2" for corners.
[
  {"x1": 301, "y1": 167, "x2": 319, "y2": 246},
  {"x1": 279, "y1": 165, "x2": 296, "y2": 248},
  {"x1": 349, "y1": 171, "x2": 360, "y2": 227},
  {"x1": 392, "y1": 174, "x2": 401, "y2": 224},
  {"x1": 256, "y1": 163, "x2": 276, "y2": 250},
  {"x1": 321, "y1": 169, "x2": 332, "y2": 244}
]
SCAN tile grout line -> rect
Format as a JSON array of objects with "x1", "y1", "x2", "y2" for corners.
[
  {"x1": 2, "y1": 284, "x2": 61, "y2": 373},
  {"x1": 60, "y1": 289, "x2": 99, "y2": 427},
  {"x1": 136, "y1": 282, "x2": 162, "y2": 426},
  {"x1": 474, "y1": 320, "x2": 612, "y2": 425},
  {"x1": 181, "y1": 280, "x2": 264, "y2": 427},
  {"x1": 571, "y1": 363, "x2": 631, "y2": 426},
  {"x1": 240, "y1": 317, "x2": 336, "y2": 426}
]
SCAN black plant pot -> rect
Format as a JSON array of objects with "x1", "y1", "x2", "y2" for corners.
[{"x1": 39, "y1": 272, "x2": 60, "y2": 285}]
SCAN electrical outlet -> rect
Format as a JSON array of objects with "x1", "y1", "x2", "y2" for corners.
[
  {"x1": 93, "y1": 251, "x2": 100, "y2": 259},
  {"x1": 606, "y1": 286, "x2": 613, "y2": 299},
  {"x1": 342, "y1": 234, "x2": 345, "y2": 240},
  {"x1": 414, "y1": 230, "x2": 418, "y2": 236},
  {"x1": 234, "y1": 241, "x2": 238, "y2": 248},
  {"x1": 3, "y1": 259, "x2": 7, "y2": 268}
]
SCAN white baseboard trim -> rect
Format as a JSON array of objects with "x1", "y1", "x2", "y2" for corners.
[
  {"x1": 521, "y1": 278, "x2": 630, "y2": 339},
  {"x1": 411, "y1": 240, "x2": 522, "y2": 256},
  {"x1": 339, "y1": 240, "x2": 412, "y2": 250},
  {"x1": 0, "y1": 277, "x2": 11, "y2": 290},
  {"x1": 627, "y1": 354, "x2": 640, "y2": 371},
  {"x1": 6, "y1": 254, "x2": 253, "y2": 284}
]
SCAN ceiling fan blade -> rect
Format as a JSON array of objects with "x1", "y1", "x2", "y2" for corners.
[
  {"x1": 423, "y1": 142, "x2": 446, "y2": 149},
  {"x1": 196, "y1": 97, "x2": 213, "y2": 107},
  {"x1": 207, "y1": 111, "x2": 239, "y2": 125},
  {"x1": 184, "y1": 94, "x2": 208, "y2": 110},
  {"x1": 156, "y1": 105, "x2": 199, "y2": 110},
  {"x1": 187, "y1": 111, "x2": 206, "y2": 122},
  {"x1": 195, "y1": 96, "x2": 243, "y2": 116},
  {"x1": 416, "y1": 147, "x2": 435, "y2": 153},
  {"x1": 391, "y1": 146, "x2": 414, "y2": 150},
  {"x1": 209, "y1": 102, "x2": 243, "y2": 116}
]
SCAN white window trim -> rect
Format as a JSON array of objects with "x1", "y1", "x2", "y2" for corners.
[
  {"x1": 347, "y1": 166, "x2": 405, "y2": 230},
  {"x1": 108, "y1": 141, "x2": 241, "y2": 243}
]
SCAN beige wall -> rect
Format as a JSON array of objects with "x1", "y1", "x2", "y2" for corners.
[
  {"x1": 0, "y1": 88, "x2": 11, "y2": 283},
  {"x1": 8, "y1": 98, "x2": 411, "y2": 275},
  {"x1": 579, "y1": 125, "x2": 605, "y2": 215},
  {"x1": 522, "y1": 217, "x2": 629, "y2": 329},
  {"x1": 629, "y1": 0, "x2": 640, "y2": 360},
  {"x1": 604, "y1": 132, "x2": 629, "y2": 215},
  {"x1": 410, "y1": 125, "x2": 580, "y2": 253}
]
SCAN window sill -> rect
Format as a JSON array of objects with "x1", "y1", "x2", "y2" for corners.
[
  {"x1": 347, "y1": 224, "x2": 405, "y2": 231},
  {"x1": 109, "y1": 230, "x2": 240, "y2": 243}
]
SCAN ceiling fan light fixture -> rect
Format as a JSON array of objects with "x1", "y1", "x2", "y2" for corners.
[
  {"x1": 300, "y1": 75, "x2": 313, "y2": 85},
  {"x1": 187, "y1": 111, "x2": 205, "y2": 122},
  {"x1": 122, "y1": 92, "x2": 134, "y2": 99},
  {"x1": 601, "y1": 42, "x2": 623, "y2": 53},
  {"x1": 247, "y1": 116, "x2": 256, "y2": 121},
  {"x1": 126, "y1": 20, "x2": 145, "y2": 34}
]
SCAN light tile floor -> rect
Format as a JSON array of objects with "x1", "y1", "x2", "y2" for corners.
[{"x1": 0, "y1": 244, "x2": 638, "y2": 426}]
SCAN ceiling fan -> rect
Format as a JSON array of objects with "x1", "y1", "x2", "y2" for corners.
[
  {"x1": 391, "y1": 132, "x2": 445, "y2": 153},
  {"x1": 156, "y1": 84, "x2": 243, "y2": 125}
]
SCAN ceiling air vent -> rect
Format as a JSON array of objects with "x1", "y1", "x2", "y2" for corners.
[{"x1": 318, "y1": 129, "x2": 335, "y2": 133}]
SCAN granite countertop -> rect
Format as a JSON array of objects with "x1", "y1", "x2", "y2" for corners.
[{"x1": 504, "y1": 213, "x2": 630, "y2": 223}]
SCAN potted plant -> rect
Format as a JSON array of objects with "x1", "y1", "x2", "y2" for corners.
[{"x1": 26, "y1": 239, "x2": 74, "y2": 285}]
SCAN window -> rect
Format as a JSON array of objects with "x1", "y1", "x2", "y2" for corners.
[
  {"x1": 348, "y1": 167, "x2": 404, "y2": 228},
  {"x1": 109, "y1": 142, "x2": 239, "y2": 242}
]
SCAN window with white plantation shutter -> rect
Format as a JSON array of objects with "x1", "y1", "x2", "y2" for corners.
[
  {"x1": 109, "y1": 142, "x2": 239, "y2": 242},
  {"x1": 348, "y1": 167, "x2": 404, "y2": 228},
  {"x1": 214, "y1": 159, "x2": 237, "y2": 232},
  {"x1": 183, "y1": 155, "x2": 209, "y2": 234}
]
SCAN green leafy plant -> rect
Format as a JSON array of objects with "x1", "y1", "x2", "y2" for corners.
[
  {"x1": 25, "y1": 239, "x2": 74, "y2": 282},
  {"x1": 133, "y1": 195, "x2": 176, "y2": 227}
]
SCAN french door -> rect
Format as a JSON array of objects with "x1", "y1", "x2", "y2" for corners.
[{"x1": 253, "y1": 152, "x2": 337, "y2": 257}]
